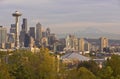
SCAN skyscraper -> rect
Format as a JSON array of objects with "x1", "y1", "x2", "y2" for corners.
[
  {"x1": 65, "y1": 35, "x2": 78, "y2": 51},
  {"x1": 48, "y1": 33, "x2": 57, "y2": 46},
  {"x1": 42, "y1": 31, "x2": 46, "y2": 37},
  {"x1": 29, "y1": 27, "x2": 35, "y2": 40},
  {"x1": 29, "y1": 36, "x2": 35, "y2": 48},
  {"x1": 78, "y1": 38, "x2": 85, "y2": 52},
  {"x1": 84, "y1": 42, "x2": 90, "y2": 51},
  {"x1": 10, "y1": 24, "x2": 16, "y2": 34},
  {"x1": 21, "y1": 18, "x2": 27, "y2": 33},
  {"x1": 19, "y1": 31, "x2": 26, "y2": 47},
  {"x1": 7, "y1": 33, "x2": 15, "y2": 49},
  {"x1": 41, "y1": 37, "x2": 48, "y2": 47},
  {"x1": 7, "y1": 33, "x2": 15, "y2": 43},
  {"x1": 24, "y1": 34, "x2": 30, "y2": 47},
  {"x1": 0, "y1": 26, "x2": 7, "y2": 48},
  {"x1": 46, "y1": 28, "x2": 50, "y2": 37},
  {"x1": 19, "y1": 18, "x2": 28, "y2": 47},
  {"x1": 36, "y1": 22, "x2": 42, "y2": 42},
  {"x1": 100, "y1": 37, "x2": 108, "y2": 52}
]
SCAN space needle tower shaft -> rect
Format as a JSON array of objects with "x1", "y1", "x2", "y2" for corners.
[{"x1": 12, "y1": 11, "x2": 22, "y2": 49}]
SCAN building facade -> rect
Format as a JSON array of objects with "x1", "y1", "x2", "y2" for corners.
[
  {"x1": 100, "y1": 37, "x2": 109, "y2": 52},
  {"x1": 10, "y1": 24, "x2": 16, "y2": 34},
  {"x1": 78, "y1": 38, "x2": 85, "y2": 52},
  {"x1": 36, "y1": 22, "x2": 42, "y2": 42},
  {"x1": 0, "y1": 26, "x2": 7, "y2": 49},
  {"x1": 19, "y1": 18, "x2": 28, "y2": 47},
  {"x1": 46, "y1": 28, "x2": 50, "y2": 37},
  {"x1": 21, "y1": 18, "x2": 27, "y2": 33},
  {"x1": 29, "y1": 27, "x2": 35, "y2": 40},
  {"x1": 65, "y1": 35, "x2": 78, "y2": 51}
]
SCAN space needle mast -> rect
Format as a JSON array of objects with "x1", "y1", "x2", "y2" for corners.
[{"x1": 12, "y1": 11, "x2": 22, "y2": 49}]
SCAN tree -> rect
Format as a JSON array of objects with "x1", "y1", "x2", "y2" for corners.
[
  {"x1": 77, "y1": 67, "x2": 96, "y2": 79},
  {"x1": 98, "y1": 66, "x2": 113, "y2": 79},
  {"x1": 0, "y1": 64, "x2": 13, "y2": 79},
  {"x1": 8, "y1": 50, "x2": 34, "y2": 79},
  {"x1": 8, "y1": 48, "x2": 57, "y2": 79},
  {"x1": 77, "y1": 60, "x2": 99, "y2": 75},
  {"x1": 66, "y1": 67, "x2": 96, "y2": 79},
  {"x1": 34, "y1": 47, "x2": 57, "y2": 79},
  {"x1": 106, "y1": 55, "x2": 120, "y2": 77}
]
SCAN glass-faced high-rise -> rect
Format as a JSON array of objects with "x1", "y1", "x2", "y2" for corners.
[
  {"x1": 22, "y1": 18, "x2": 27, "y2": 33},
  {"x1": 29, "y1": 27, "x2": 35, "y2": 40},
  {"x1": 36, "y1": 22, "x2": 42, "y2": 42}
]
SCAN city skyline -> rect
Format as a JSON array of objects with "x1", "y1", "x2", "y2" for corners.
[{"x1": 1, "y1": 0, "x2": 120, "y2": 34}]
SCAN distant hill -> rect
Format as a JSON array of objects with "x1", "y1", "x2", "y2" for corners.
[
  {"x1": 57, "y1": 27, "x2": 120, "y2": 40},
  {"x1": 84, "y1": 38, "x2": 120, "y2": 46}
]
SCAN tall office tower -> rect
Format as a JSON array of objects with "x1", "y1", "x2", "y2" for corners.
[
  {"x1": 7, "y1": 33, "x2": 15, "y2": 43},
  {"x1": 24, "y1": 34, "x2": 30, "y2": 47},
  {"x1": 29, "y1": 36, "x2": 35, "y2": 48},
  {"x1": 46, "y1": 28, "x2": 50, "y2": 37},
  {"x1": 36, "y1": 22, "x2": 42, "y2": 42},
  {"x1": 19, "y1": 18, "x2": 28, "y2": 47},
  {"x1": 21, "y1": 18, "x2": 27, "y2": 33},
  {"x1": 10, "y1": 24, "x2": 16, "y2": 34},
  {"x1": 48, "y1": 33, "x2": 57, "y2": 46},
  {"x1": 6, "y1": 33, "x2": 15, "y2": 49},
  {"x1": 65, "y1": 35, "x2": 78, "y2": 51},
  {"x1": 9, "y1": 24, "x2": 16, "y2": 48},
  {"x1": 42, "y1": 31, "x2": 46, "y2": 37},
  {"x1": 41, "y1": 37, "x2": 48, "y2": 47},
  {"x1": 12, "y1": 11, "x2": 22, "y2": 49},
  {"x1": 78, "y1": 38, "x2": 85, "y2": 52},
  {"x1": 0, "y1": 26, "x2": 7, "y2": 49},
  {"x1": 84, "y1": 42, "x2": 90, "y2": 51},
  {"x1": 19, "y1": 31, "x2": 26, "y2": 47},
  {"x1": 100, "y1": 37, "x2": 108, "y2": 52},
  {"x1": 29, "y1": 27, "x2": 35, "y2": 40}
]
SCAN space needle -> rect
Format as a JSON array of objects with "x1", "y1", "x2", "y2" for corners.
[{"x1": 12, "y1": 11, "x2": 22, "y2": 49}]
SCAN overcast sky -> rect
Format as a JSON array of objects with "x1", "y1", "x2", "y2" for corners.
[{"x1": 0, "y1": 0, "x2": 120, "y2": 34}]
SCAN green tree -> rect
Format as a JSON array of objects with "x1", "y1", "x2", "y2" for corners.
[
  {"x1": 8, "y1": 50, "x2": 34, "y2": 79},
  {"x1": 0, "y1": 64, "x2": 13, "y2": 79},
  {"x1": 77, "y1": 67, "x2": 96, "y2": 79},
  {"x1": 66, "y1": 67, "x2": 96, "y2": 79},
  {"x1": 34, "y1": 48, "x2": 57, "y2": 79},
  {"x1": 98, "y1": 66, "x2": 113, "y2": 79},
  {"x1": 77, "y1": 60, "x2": 99, "y2": 75},
  {"x1": 106, "y1": 55, "x2": 120, "y2": 77},
  {"x1": 8, "y1": 48, "x2": 57, "y2": 79}
]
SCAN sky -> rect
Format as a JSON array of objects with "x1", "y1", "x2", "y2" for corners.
[{"x1": 0, "y1": 0, "x2": 120, "y2": 34}]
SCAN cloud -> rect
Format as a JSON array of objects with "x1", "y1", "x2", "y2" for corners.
[
  {"x1": 3, "y1": 0, "x2": 48, "y2": 3},
  {"x1": 1, "y1": 0, "x2": 120, "y2": 34}
]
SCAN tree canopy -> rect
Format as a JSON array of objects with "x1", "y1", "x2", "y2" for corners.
[{"x1": 0, "y1": 50, "x2": 120, "y2": 79}]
